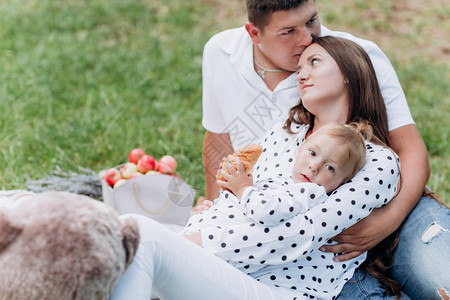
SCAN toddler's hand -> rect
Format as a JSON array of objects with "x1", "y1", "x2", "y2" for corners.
[
  {"x1": 217, "y1": 158, "x2": 253, "y2": 199},
  {"x1": 191, "y1": 199, "x2": 214, "y2": 214}
]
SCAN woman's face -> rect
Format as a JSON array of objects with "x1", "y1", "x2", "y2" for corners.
[{"x1": 296, "y1": 44, "x2": 348, "y2": 117}]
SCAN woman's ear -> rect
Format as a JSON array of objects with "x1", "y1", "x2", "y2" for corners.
[{"x1": 245, "y1": 22, "x2": 261, "y2": 44}]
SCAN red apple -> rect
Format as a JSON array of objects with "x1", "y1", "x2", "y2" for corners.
[
  {"x1": 114, "y1": 179, "x2": 127, "y2": 188},
  {"x1": 157, "y1": 155, "x2": 177, "y2": 174},
  {"x1": 120, "y1": 162, "x2": 138, "y2": 179},
  {"x1": 104, "y1": 168, "x2": 121, "y2": 187},
  {"x1": 137, "y1": 155, "x2": 156, "y2": 173},
  {"x1": 129, "y1": 172, "x2": 143, "y2": 179},
  {"x1": 128, "y1": 148, "x2": 145, "y2": 164}
]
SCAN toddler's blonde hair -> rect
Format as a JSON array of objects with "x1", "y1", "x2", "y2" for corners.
[{"x1": 311, "y1": 121, "x2": 373, "y2": 181}]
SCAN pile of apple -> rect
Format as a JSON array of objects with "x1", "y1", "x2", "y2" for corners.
[{"x1": 104, "y1": 148, "x2": 178, "y2": 188}]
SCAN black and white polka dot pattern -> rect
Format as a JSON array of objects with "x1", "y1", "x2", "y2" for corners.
[
  {"x1": 194, "y1": 123, "x2": 400, "y2": 299},
  {"x1": 183, "y1": 192, "x2": 248, "y2": 236},
  {"x1": 241, "y1": 177, "x2": 327, "y2": 226}
]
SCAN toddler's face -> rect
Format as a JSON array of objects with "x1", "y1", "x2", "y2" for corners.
[{"x1": 291, "y1": 133, "x2": 354, "y2": 193}]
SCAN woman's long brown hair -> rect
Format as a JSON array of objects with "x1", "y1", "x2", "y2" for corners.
[{"x1": 285, "y1": 36, "x2": 402, "y2": 296}]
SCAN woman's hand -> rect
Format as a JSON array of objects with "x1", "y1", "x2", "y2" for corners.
[
  {"x1": 216, "y1": 158, "x2": 253, "y2": 200},
  {"x1": 320, "y1": 206, "x2": 397, "y2": 261},
  {"x1": 322, "y1": 125, "x2": 430, "y2": 262}
]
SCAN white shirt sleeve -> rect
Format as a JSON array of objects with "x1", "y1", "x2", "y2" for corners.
[
  {"x1": 201, "y1": 36, "x2": 227, "y2": 133},
  {"x1": 201, "y1": 144, "x2": 400, "y2": 266},
  {"x1": 364, "y1": 45, "x2": 414, "y2": 130}
]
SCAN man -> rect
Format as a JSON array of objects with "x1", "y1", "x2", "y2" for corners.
[{"x1": 198, "y1": 0, "x2": 449, "y2": 298}]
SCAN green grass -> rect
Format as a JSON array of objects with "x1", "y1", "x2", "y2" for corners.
[
  {"x1": 0, "y1": 0, "x2": 448, "y2": 205},
  {"x1": 0, "y1": 0, "x2": 211, "y2": 193}
]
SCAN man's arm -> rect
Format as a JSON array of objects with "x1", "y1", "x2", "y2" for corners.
[
  {"x1": 387, "y1": 124, "x2": 430, "y2": 220},
  {"x1": 202, "y1": 130, "x2": 234, "y2": 201},
  {"x1": 320, "y1": 124, "x2": 430, "y2": 260}
]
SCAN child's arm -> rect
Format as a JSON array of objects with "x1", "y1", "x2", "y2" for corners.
[
  {"x1": 216, "y1": 158, "x2": 253, "y2": 200},
  {"x1": 240, "y1": 181, "x2": 327, "y2": 226},
  {"x1": 218, "y1": 158, "x2": 327, "y2": 226}
]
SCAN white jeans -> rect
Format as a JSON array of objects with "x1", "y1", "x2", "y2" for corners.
[{"x1": 109, "y1": 214, "x2": 299, "y2": 300}]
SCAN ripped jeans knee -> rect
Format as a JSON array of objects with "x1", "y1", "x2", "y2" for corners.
[
  {"x1": 392, "y1": 196, "x2": 450, "y2": 300},
  {"x1": 422, "y1": 222, "x2": 450, "y2": 300},
  {"x1": 421, "y1": 222, "x2": 448, "y2": 244}
]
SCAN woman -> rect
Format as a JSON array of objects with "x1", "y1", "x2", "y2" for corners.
[{"x1": 109, "y1": 36, "x2": 402, "y2": 300}]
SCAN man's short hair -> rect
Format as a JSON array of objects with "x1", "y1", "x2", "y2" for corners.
[{"x1": 246, "y1": 0, "x2": 311, "y2": 30}]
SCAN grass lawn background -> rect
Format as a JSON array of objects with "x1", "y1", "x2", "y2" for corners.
[{"x1": 0, "y1": 0, "x2": 448, "y2": 205}]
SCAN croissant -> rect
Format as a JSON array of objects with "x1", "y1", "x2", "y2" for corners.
[{"x1": 216, "y1": 144, "x2": 263, "y2": 189}]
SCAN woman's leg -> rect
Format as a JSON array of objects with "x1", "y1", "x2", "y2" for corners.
[
  {"x1": 392, "y1": 196, "x2": 450, "y2": 300},
  {"x1": 109, "y1": 214, "x2": 299, "y2": 300},
  {"x1": 337, "y1": 268, "x2": 410, "y2": 300}
]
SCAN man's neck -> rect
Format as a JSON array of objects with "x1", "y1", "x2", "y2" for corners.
[
  {"x1": 262, "y1": 72, "x2": 294, "y2": 91},
  {"x1": 253, "y1": 45, "x2": 294, "y2": 91}
]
